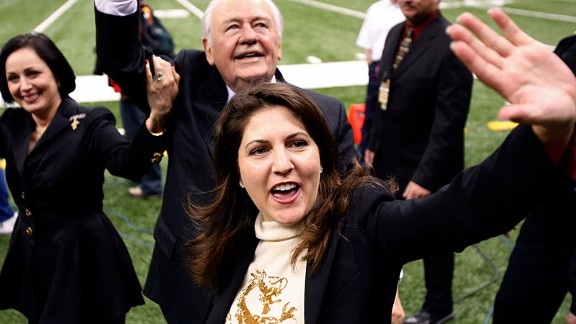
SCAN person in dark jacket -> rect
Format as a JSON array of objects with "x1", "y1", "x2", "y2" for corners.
[
  {"x1": 0, "y1": 32, "x2": 179, "y2": 323},
  {"x1": 184, "y1": 8, "x2": 576, "y2": 321},
  {"x1": 365, "y1": 0, "x2": 473, "y2": 321}
]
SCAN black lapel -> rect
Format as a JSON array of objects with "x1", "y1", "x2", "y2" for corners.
[
  {"x1": 395, "y1": 15, "x2": 443, "y2": 77},
  {"x1": 380, "y1": 23, "x2": 404, "y2": 81},
  {"x1": 11, "y1": 112, "x2": 34, "y2": 177},
  {"x1": 304, "y1": 222, "x2": 343, "y2": 323},
  {"x1": 275, "y1": 69, "x2": 285, "y2": 83},
  {"x1": 31, "y1": 97, "x2": 81, "y2": 153},
  {"x1": 206, "y1": 234, "x2": 259, "y2": 324},
  {"x1": 194, "y1": 67, "x2": 228, "y2": 160}
]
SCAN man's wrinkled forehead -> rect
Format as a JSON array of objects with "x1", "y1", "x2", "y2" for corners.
[
  {"x1": 203, "y1": 0, "x2": 284, "y2": 43},
  {"x1": 219, "y1": 14, "x2": 274, "y2": 29},
  {"x1": 212, "y1": 0, "x2": 276, "y2": 27}
]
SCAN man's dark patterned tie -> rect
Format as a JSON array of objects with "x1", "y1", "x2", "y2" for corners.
[
  {"x1": 379, "y1": 27, "x2": 414, "y2": 110},
  {"x1": 393, "y1": 27, "x2": 414, "y2": 71}
]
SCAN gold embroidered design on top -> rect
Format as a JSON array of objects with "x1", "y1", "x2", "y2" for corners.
[{"x1": 229, "y1": 269, "x2": 297, "y2": 323}]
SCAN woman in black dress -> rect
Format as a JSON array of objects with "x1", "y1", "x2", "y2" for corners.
[{"x1": 0, "y1": 32, "x2": 179, "y2": 323}]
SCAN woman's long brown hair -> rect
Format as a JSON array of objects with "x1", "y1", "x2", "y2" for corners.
[{"x1": 184, "y1": 83, "x2": 377, "y2": 289}]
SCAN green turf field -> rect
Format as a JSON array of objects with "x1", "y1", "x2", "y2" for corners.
[{"x1": 0, "y1": 0, "x2": 574, "y2": 322}]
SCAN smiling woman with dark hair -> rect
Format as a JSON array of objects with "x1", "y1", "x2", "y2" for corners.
[
  {"x1": 184, "y1": 10, "x2": 576, "y2": 322},
  {"x1": 0, "y1": 32, "x2": 179, "y2": 323}
]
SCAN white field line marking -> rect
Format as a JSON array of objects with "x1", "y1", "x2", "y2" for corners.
[
  {"x1": 154, "y1": 9, "x2": 190, "y2": 19},
  {"x1": 442, "y1": 0, "x2": 509, "y2": 9},
  {"x1": 288, "y1": 0, "x2": 566, "y2": 51},
  {"x1": 501, "y1": 7, "x2": 576, "y2": 23},
  {"x1": 286, "y1": 0, "x2": 576, "y2": 24},
  {"x1": 285, "y1": 0, "x2": 365, "y2": 19},
  {"x1": 174, "y1": 0, "x2": 204, "y2": 19},
  {"x1": 34, "y1": 0, "x2": 79, "y2": 33},
  {"x1": 282, "y1": 0, "x2": 490, "y2": 18}
]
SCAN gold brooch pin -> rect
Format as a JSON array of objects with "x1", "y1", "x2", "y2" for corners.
[
  {"x1": 71, "y1": 118, "x2": 80, "y2": 130},
  {"x1": 68, "y1": 113, "x2": 86, "y2": 131}
]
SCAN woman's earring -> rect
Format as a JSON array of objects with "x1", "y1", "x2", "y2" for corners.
[
  {"x1": 239, "y1": 181, "x2": 245, "y2": 189},
  {"x1": 320, "y1": 167, "x2": 323, "y2": 174}
]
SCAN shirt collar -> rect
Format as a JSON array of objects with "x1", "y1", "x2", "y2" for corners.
[{"x1": 405, "y1": 10, "x2": 439, "y2": 42}]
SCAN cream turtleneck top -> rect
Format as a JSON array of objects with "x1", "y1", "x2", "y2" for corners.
[{"x1": 226, "y1": 213, "x2": 307, "y2": 323}]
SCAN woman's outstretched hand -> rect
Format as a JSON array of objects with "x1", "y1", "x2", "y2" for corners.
[{"x1": 446, "y1": 8, "x2": 576, "y2": 162}]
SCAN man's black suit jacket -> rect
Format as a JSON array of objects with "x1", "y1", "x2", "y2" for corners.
[{"x1": 368, "y1": 13, "x2": 472, "y2": 194}]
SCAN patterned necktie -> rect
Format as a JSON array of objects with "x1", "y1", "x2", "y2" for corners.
[
  {"x1": 392, "y1": 27, "x2": 413, "y2": 71},
  {"x1": 379, "y1": 27, "x2": 414, "y2": 110}
]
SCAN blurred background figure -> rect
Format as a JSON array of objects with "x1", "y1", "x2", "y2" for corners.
[
  {"x1": 355, "y1": 0, "x2": 404, "y2": 160},
  {"x1": 0, "y1": 164, "x2": 16, "y2": 235}
]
